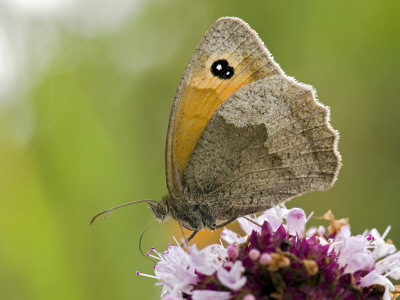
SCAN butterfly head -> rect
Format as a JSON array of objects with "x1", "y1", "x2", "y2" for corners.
[
  {"x1": 148, "y1": 196, "x2": 171, "y2": 222},
  {"x1": 149, "y1": 194, "x2": 212, "y2": 231}
]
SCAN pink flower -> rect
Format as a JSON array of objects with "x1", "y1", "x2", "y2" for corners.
[
  {"x1": 216, "y1": 260, "x2": 246, "y2": 291},
  {"x1": 154, "y1": 245, "x2": 198, "y2": 296},
  {"x1": 368, "y1": 227, "x2": 396, "y2": 259},
  {"x1": 380, "y1": 251, "x2": 400, "y2": 280},
  {"x1": 189, "y1": 244, "x2": 226, "y2": 276},
  {"x1": 335, "y1": 227, "x2": 375, "y2": 273}
]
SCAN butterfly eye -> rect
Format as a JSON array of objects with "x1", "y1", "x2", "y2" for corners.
[{"x1": 211, "y1": 59, "x2": 234, "y2": 80}]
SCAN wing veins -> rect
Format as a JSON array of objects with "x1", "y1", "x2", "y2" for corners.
[{"x1": 205, "y1": 160, "x2": 338, "y2": 197}]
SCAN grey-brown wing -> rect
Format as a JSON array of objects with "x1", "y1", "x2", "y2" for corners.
[
  {"x1": 165, "y1": 17, "x2": 281, "y2": 199},
  {"x1": 184, "y1": 75, "x2": 341, "y2": 220}
]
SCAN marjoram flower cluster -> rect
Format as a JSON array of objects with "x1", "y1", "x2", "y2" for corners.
[{"x1": 138, "y1": 206, "x2": 400, "y2": 300}]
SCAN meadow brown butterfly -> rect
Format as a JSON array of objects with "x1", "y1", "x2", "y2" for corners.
[{"x1": 93, "y1": 17, "x2": 341, "y2": 241}]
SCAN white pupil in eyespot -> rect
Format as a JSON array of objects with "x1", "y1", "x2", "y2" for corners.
[{"x1": 216, "y1": 64, "x2": 222, "y2": 70}]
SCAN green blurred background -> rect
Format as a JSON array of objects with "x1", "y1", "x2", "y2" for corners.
[{"x1": 1, "y1": 0, "x2": 399, "y2": 299}]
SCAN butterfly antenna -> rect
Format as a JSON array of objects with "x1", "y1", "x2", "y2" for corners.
[
  {"x1": 90, "y1": 199, "x2": 159, "y2": 225},
  {"x1": 139, "y1": 217, "x2": 157, "y2": 263}
]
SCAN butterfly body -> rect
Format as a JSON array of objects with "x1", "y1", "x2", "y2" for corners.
[{"x1": 149, "y1": 17, "x2": 341, "y2": 232}]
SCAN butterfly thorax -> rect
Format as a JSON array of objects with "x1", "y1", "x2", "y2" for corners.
[{"x1": 148, "y1": 194, "x2": 217, "y2": 231}]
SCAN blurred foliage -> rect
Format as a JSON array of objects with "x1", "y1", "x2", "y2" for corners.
[{"x1": 1, "y1": 0, "x2": 400, "y2": 299}]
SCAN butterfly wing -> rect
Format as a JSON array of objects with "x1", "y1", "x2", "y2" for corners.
[
  {"x1": 166, "y1": 17, "x2": 281, "y2": 198},
  {"x1": 184, "y1": 75, "x2": 341, "y2": 220}
]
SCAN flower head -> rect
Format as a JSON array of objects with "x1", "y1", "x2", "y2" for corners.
[{"x1": 138, "y1": 206, "x2": 400, "y2": 300}]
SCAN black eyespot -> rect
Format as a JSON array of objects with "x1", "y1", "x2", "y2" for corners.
[{"x1": 211, "y1": 59, "x2": 234, "y2": 80}]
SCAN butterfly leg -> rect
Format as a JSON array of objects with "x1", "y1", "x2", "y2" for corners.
[
  {"x1": 178, "y1": 218, "x2": 237, "y2": 247},
  {"x1": 213, "y1": 217, "x2": 238, "y2": 229},
  {"x1": 179, "y1": 222, "x2": 190, "y2": 249},
  {"x1": 179, "y1": 228, "x2": 199, "y2": 248},
  {"x1": 187, "y1": 230, "x2": 199, "y2": 243}
]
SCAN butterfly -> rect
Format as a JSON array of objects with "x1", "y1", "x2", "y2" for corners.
[{"x1": 92, "y1": 17, "x2": 341, "y2": 243}]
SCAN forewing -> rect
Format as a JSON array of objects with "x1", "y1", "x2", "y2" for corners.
[
  {"x1": 185, "y1": 75, "x2": 341, "y2": 220},
  {"x1": 165, "y1": 17, "x2": 281, "y2": 198}
]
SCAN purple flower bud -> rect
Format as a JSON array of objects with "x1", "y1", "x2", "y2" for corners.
[
  {"x1": 259, "y1": 253, "x2": 272, "y2": 265},
  {"x1": 227, "y1": 244, "x2": 239, "y2": 260},
  {"x1": 243, "y1": 294, "x2": 256, "y2": 300},
  {"x1": 249, "y1": 249, "x2": 260, "y2": 260},
  {"x1": 286, "y1": 208, "x2": 306, "y2": 236}
]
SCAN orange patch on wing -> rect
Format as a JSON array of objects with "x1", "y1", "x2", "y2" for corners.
[{"x1": 171, "y1": 54, "x2": 271, "y2": 177}]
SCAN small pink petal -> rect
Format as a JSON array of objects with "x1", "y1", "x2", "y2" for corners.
[
  {"x1": 221, "y1": 228, "x2": 247, "y2": 244},
  {"x1": 224, "y1": 261, "x2": 233, "y2": 268},
  {"x1": 217, "y1": 260, "x2": 246, "y2": 291},
  {"x1": 346, "y1": 253, "x2": 374, "y2": 273}
]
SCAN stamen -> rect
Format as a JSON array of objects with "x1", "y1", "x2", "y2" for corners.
[
  {"x1": 136, "y1": 271, "x2": 157, "y2": 279},
  {"x1": 382, "y1": 226, "x2": 391, "y2": 240},
  {"x1": 306, "y1": 211, "x2": 314, "y2": 223}
]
